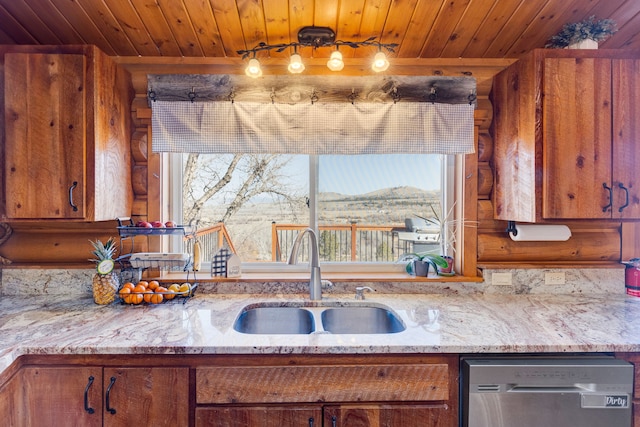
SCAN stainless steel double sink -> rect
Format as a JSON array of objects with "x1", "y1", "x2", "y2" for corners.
[{"x1": 233, "y1": 303, "x2": 406, "y2": 335}]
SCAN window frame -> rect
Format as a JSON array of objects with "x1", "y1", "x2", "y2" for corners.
[{"x1": 161, "y1": 149, "x2": 476, "y2": 276}]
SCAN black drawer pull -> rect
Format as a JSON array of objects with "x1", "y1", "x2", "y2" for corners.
[
  {"x1": 602, "y1": 183, "x2": 612, "y2": 212},
  {"x1": 619, "y1": 183, "x2": 630, "y2": 212},
  {"x1": 105, "y1": 376, "x2": 117, "y2": 414},
  {"x1": 69, "y1": 181, "x2": 79, "y2": 212},
  {"x1": 83, "y1": 376, "x2": 95, "y2": 414}
]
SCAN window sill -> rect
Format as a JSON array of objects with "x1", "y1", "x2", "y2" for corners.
[{"x1": 157, "y1": 270, "x2": 483, "y2": 283}]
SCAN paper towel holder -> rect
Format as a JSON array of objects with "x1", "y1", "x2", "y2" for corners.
[{"x1": 505, "y1": 221, "x2": 572, "y2": 241}]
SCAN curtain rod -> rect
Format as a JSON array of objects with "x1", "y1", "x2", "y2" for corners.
[{"x1": 147, "y1": 74, "x2": 477, "y2": 107}]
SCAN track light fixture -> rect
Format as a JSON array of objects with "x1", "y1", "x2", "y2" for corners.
[
  {"x1": 327, "y1": 49, "x2": 344, "y2": 71},
  {"x1": 287, "y1": 45, "x2": 305, "y2": 74},
  {"x1": 244, "y1": 56, "x2": 262, "y2": 78},
  {"x1": 237, "y1": 26, "x2": 398, "y2": 78}
]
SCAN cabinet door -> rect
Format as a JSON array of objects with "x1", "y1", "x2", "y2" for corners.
[
  {"x1": 612, "y1": 59, "x2": 640, "y2": 219},
  {"x1": 19, "y1": 366, "x2": 102, "y2": 427},
  {"x1": 4, "y1": 52, "x2": 87, "y2": 219},
  {"x1": 0, "y1": 368, "x2": 26, "y2": 426},
  {"x1": 542, "y1": 57, "x2": 613, "y2": 219},
  {"x1": 324, "y1": 404, "x2": 454, "y2": 427},
  {"x1": 103, "y1": 367, "x2": 189, "y2": 427},
  {"x1": 195, "y1": 406, "x2": 323, "y2": 427}
]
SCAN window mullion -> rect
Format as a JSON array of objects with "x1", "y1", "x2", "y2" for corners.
[{"x1": 309, "y1": 155, "x2": 319, "y2": 232}]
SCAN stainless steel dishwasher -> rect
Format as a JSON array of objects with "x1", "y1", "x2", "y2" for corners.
[{"x1": 461, "y1": 356, "x2": 633, "y2": 427}]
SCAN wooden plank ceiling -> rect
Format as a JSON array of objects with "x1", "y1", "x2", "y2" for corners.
[{"x1": 0, "y1": 0, "x2": 639, "y2": 60}]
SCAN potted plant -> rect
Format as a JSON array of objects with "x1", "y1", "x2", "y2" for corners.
[
  {"x1": 400, "y1": 252, "x2": 449, "y2": 277},
  {"x1": 545, "y1": 16, "x2": 617, "y2": 49},
  {"x1": 412, "y1": 202, "x2": 478, "y2": 276}
]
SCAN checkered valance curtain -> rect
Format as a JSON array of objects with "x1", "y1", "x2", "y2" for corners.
[{"x1": 151, "y1": 101, "x2": 475, "y2": 155}]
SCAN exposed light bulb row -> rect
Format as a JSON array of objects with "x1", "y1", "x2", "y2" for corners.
[{"x1": 245, "y1": 50, "x2": 390, "y2": 78}]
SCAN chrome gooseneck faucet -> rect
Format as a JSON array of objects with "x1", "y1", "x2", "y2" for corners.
[{"x1": 287, "y1": 227, "x2": 323, "y2": 300}]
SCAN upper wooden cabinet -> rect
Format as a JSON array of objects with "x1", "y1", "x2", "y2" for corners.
[
  {"x1": 491, "y1": 49, "x2": 640, "y2": 222},
  {"x1": 1, "y1": 45, "x2": 133, "y2": 221}
]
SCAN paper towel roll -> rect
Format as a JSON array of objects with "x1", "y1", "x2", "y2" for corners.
[{"x1": 509, "y1": 224, "x2": 571, "y2": 241}]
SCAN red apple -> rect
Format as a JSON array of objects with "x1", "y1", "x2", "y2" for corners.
[
  {"x1": 136, "y1": 220, "x2": 152, "y2": 228},
  {"x1": 151, "y1": 221, "x2": 164, "y2": 228},
  {"x1": 165, "y1": 221, "x2": 176, "y2": 228}
]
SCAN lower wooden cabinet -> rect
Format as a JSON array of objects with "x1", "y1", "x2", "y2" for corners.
[
  {"x1": 196, "y1": 406, "x2": 323, "y2": 426},
  {"x1": 0, "y1": 354, "x2": 457, "y2": 427},
  {"x1": 324, "y1": 404, "x2": 452, "y2": 427},
  {"x1": 196, "y1": 404, "x2": 451, "y2": 427},
  {"x1": 10, "y1": 365, "x2": 189, "y2": 427},
  {"x1": 195, "y1": 355, "x2": 458, "y2": 427}
]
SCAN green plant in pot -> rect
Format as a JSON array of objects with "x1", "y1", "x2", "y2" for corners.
[
  {"x1": 400, "y1": 252, "x2": 449, "y2": 277},
  {"x1": 418, "y1": 202, "x2": 476, "y2": 276},
  {"x1": 545, "y1": 16, "x2": 617, "y2": 49}
]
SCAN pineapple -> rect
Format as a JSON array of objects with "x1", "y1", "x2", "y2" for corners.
[{"x1": 89, "y1": 237, "x2": 120, "y2": 305}]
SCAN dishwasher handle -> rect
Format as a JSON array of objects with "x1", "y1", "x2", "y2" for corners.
[
  {"x1": 507, "y1": 384, "x2": 593, "y2": 393},
  {"x1": 507, "y1": 385, "x2": 630, "y2": 409}
]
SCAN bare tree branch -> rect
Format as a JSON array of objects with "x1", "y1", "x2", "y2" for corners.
[
  {"x1": 183, "y1": 153, "x2": 301, "y2": 227},
  {"x1": 184, "y1": 154, "x2": 242, "y2": 225}
]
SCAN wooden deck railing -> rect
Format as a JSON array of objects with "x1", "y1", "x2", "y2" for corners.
[
  {"x1": 271, "y1": 222, "x2": 413, "y2": 263},
  {"x1": 190, "y1": 223, "x2": 236, "y2": 263},
  {"x1": 191, "y1": 222, "x2": 420, "y2": 263}
]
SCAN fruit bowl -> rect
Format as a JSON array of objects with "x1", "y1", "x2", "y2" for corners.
[{"x1": 117, "y1": 280, "x2": 197, "y2": 305}]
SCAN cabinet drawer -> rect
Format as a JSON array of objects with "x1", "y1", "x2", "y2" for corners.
[
  {"x1": 195, "y1": 406, "x2": 323, "y2": 427},
  {"x1": 196, "y1": 364, "x2": 449, "y2": 404}
]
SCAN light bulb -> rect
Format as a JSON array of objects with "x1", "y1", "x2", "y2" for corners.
[
  {"x1": 371, "y1": 51, "x2": 390, "y2": 72},
  {"x1": 245, "y1": 58, "x2": 262, "y2": 78},
  {"x1": 287, "y1": 53, "x2": 305, "y2": 73},
  {"x1": 327, "y1": 50, "x2": 344, "y2": 71}
]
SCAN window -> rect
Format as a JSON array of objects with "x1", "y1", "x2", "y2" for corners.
[
  {"x1": 151, "y1": 97, "x2": 475, "y2": 275},
  {"x1": 165, "y1": 152, "x2": 457, "y2": 271}
]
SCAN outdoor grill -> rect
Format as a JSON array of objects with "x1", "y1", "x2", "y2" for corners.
[{"x1": 396, "y1": 217, "x2": 441, "y2": 254}]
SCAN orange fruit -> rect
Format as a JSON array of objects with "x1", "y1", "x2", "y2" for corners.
[
  {"x1": 143, "y1": 291, "x2": 154, "y2": 303},
  {"x1": 129, "y1": 293, "x2": 143, "y2": 305},
  {"x1": 119, "y1": 288, "x2": 132, "y2": 304},
  {"x1": 150, "y1": 293, "x2": 163, "y2": 304},
  {"x1": 148, "y1": 280, "x2": 160, "y2": 291},
  {"x1": 122, "y1": 282, "x2": 135, "y2": 291},
  {"x1": 137, "y1": 280, "x2": 149, "y2": 289},
  {"x1": 133, "y1": 284, "x2": 146, "y2": 293},
  {"x1": 164, "y1": 290, "x2": 176, "y2": 300}
]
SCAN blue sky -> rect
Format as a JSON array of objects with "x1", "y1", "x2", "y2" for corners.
[
  {"x1": 319, "y1": 154, "x2": 441, "y2": 194},
  {"x1": 285, "y1": 154, "x2": 441, "y2": 195},
  {"x1": 192, "y1": 153, "x2": 442, "y2": 204}
]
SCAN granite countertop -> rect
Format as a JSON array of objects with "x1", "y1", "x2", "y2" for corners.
[{"x1": 1, "y1": 289, "x2": 640, "y2": 375}]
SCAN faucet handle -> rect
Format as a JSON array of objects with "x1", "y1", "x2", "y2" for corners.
[{"x1": 355, "y1": 286, "x2": 374, "y2": 300}]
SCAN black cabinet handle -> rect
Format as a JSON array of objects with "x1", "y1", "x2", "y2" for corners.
[
  {"x1": 331, "y1": 415, "x2": 337, "y2": 427},
  {"x1": 105, "y1": 376, "x2": 117, "y2": 414},
  {"x1": 602, "y1": 183, "x2": 612, "y2": 212},
  {"x1": 308, "y1": 417, "x2": 314, "y2": 427},
  {"x1": 69, "y1": 181, "x2": 79, "y2": 212},
  {"x1": 619, "y1": 183, "x2": 630, "y2": 212},
  {"x1": 83, "y1": 376, "x2": 95, "y2": 414}
]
